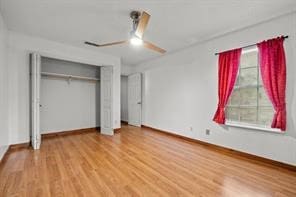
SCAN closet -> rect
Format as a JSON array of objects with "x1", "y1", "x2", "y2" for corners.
[
  {"x1": 40, "y1": 57, "x2": 100, "y2": 134},
  {"x1": 30, "y1": 54, "x2": 113, "y2": 149}
]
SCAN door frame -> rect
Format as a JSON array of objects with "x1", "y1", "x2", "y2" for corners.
[
  {"x1": 128, "y1": 73, "x2": 142, "y2": 127},
  {"x1": 30, "y1": 53, "x2": 41, "y2": 149},
  {"x1": 100, "y1": 66, "x2": 114, "y2": 135}
]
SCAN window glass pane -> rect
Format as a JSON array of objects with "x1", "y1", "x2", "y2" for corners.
[
  {"x1": 258, "y1": 87, "x2": 272, "y2": 106},
  {"x1": 240, "y1": 107, "x2": 257, "y2": 124},
  {"x1": 240, "y1": 87, "x2": 257, "y2": 106},
  {"x1": 234, "y1": 75, "x2": 239, "y2": 86},
  {"x1": 258, "y1": 68, "x2": 271, "y2": 89},
  {"x1": 240, "y1": 51, "x2": 258, "y2": 68},
  {"x1": 226, "y1": 48, "x2": 273, "y2": 128},
  {"x1": 228, "y1": 89, "x2": 240, "y2": 106},
  {"x1": 226, "y1": 107, "x2": 239, "y2": 122},
  {"x1": 239, "y1": 67, "x2": 257, "y2": 86},
  {"x1": 258, "y1": 107, "x2": 274, "y2": 125}
]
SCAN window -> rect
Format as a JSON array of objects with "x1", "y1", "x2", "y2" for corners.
[{"x1": 226, "y1": 47, "x2": 275, "y2": 130}]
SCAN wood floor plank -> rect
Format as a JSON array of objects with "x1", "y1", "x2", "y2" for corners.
[{"x1": 1, "y1": 125, "x2": 296, "y2": 196}]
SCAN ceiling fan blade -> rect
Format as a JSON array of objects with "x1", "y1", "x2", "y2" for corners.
[
  {"x1": 135, "y1": 11, "x2": 150, "y2": 39},
  {"x1": 143, "y1": 41, "x2": 166, "y2": 54},
  {"x1": 85, "y1": 40, "x2": 128, "y2": 47},
  {"x1": 84, "y1": 41, "x2": 100, "y2": 47}
]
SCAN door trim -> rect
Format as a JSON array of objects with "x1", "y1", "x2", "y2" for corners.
[
  {"x1": 100, "y1": 66, "x2": 114, "y2": 135},
  {"x1": 30, "y1": 53, "x2": 41, "y2": 149},
  {"x1": 128, "y1": 73, "x2": 142, "y2": 127}
]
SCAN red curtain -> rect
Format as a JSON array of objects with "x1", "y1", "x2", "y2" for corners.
[
  {"x1": 257, "y1": 37, "x2": 287, "y2": 131},
  {"x1": 213, "y1": 48, "x2": 242, "y2": 124}
]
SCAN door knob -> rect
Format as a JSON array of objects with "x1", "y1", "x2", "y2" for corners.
[{"x1": 137, "y1": 102, "x2": 141, "y2": 104}]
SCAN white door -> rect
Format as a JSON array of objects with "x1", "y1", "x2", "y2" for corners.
[
  {"x1": 30, "y1": 53, "x2": 41, "y2": 149},
  {"x1": 100, "y1": 66, "x2": 113, "y2": 135},
  {"x1": 128, "y1": 73, "x2": 142, "y2": 127}
]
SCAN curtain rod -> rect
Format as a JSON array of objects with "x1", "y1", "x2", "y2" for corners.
[{"x1": 214, "y1": 35, "x2": 289, "y2": 55}]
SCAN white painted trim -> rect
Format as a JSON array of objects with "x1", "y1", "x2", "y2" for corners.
[
  {"x1": 242, "y1": 46, "x2": 258, "y2": 54},
  {"x1": 0, "y1": 145, "x2": 9, "y2": 161},
  {"x1": 225, "y1": 121, "x2": 282, "y2": 133},
  {"x1": 100, "y1": 66, "x2": 114, "y2": 135},
  {"x1": 128, "y1": 73, "x2": 142, "y2": 127},
  {"x1": 30, "y1": 53, "x2": 41, "y2": 149}
]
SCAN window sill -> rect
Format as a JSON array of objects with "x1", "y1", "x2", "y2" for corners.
[{"x1": 225, "y1": 121, "x2": 282, "y2": 133}]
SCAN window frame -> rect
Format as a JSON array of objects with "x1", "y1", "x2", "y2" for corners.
[{"x1": 225, "y1": 47, "x2": 281, "y2": 133}]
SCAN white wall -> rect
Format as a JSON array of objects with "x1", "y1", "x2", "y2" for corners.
[
  {"x1": 121, "y1": 76, "x2": 128, "y2": 122},
  {"x1": 136, "y1": 12, "x2": 296, "y2": 165},
  {"x1": 7, "y1": 31, "x2": 121, "y2": 144},
  {"x1": 121, "y1": 64, "x2": 135, "y2": 76},
  {"x1": 0, "y1": 11, "x2": 9, "y2": 159},
  {"x1": 40, "y1": 57, "x2": 100, "y2": 133}
]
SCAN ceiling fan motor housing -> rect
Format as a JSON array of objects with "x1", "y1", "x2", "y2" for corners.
[
  {"x1": 130, "y1": 11, "x2": 141, "y2": 20},
  {"x1": 130, "y1": 11, "x2": 141, "y2": 32}
]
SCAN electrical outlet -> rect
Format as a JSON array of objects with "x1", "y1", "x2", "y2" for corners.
[{"x1": 206, "y1": 129, "x2": 210, "y2": 135}]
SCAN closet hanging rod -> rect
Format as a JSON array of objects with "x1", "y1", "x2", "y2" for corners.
[{"x1": 41, "y1": 72, "x2": 100, "y2": 82}]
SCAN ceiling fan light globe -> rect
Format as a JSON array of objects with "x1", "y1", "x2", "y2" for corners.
[{"x1": 130, "y1": 37, "x2": 143, "y2": 46}]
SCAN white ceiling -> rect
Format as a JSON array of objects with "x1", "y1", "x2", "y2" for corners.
[{"x1": 1, "y1": 0, "x2": 296, "y2": 66}]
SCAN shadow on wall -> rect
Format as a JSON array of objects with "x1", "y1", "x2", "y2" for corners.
[
  {"x1": 96, "y1": 77, "x2": 101, "y2": 128},
  {"x1": 121, "y1": 76, "x2": 128, "y2": 122}
]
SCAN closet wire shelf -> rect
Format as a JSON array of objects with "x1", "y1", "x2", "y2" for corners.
[{"x1": 41, "y1": 72, "x2": 100, "y2": 82}]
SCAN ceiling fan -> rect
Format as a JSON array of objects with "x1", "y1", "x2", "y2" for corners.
[{"x1": 85, "y1": 11, "x2": 166, "y2": 54}]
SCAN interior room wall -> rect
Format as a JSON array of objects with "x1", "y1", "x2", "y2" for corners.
[
  {"x1": 135, "y1": 12, "x2": 296, "y2": 165},
  {"x1": 121, "y1": 64, "x2": 135, "y2": 76},
  {"x1": 40, "y1": 57, "x2": 100, "y2": 133},
  {"x1": 121, "y1": 76, "x2": 128, "y2": 122},
  {"x1": 7, "y1": 31, "x2": 121, "y2": 144},
  {"x1": 0, "y1": 10, "x2": 9, "y2": 160}
]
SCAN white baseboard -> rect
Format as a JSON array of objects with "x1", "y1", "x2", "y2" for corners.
[{"x1": 0, "y1": 145, "x2": 9, "y2": 161}]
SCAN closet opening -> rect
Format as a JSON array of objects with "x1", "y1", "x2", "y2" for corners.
[
  {"x1": 121, "y1": 75, "x2": 128, "y2": 126},
  {"x1": 30, "y1": 53, "x2": 114, "y2": 149},
  {"x1": 40, "y1": 57, "x2": 101, "y2": 135}
]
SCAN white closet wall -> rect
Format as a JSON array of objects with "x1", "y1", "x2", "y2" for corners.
[{"x1": 40, "y1": 57, "x2": 100, "y2": 134}]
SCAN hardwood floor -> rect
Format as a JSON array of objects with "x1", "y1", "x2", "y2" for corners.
[{"x1": 1, "y1": 125, "x2": 296, "y2": 197}]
